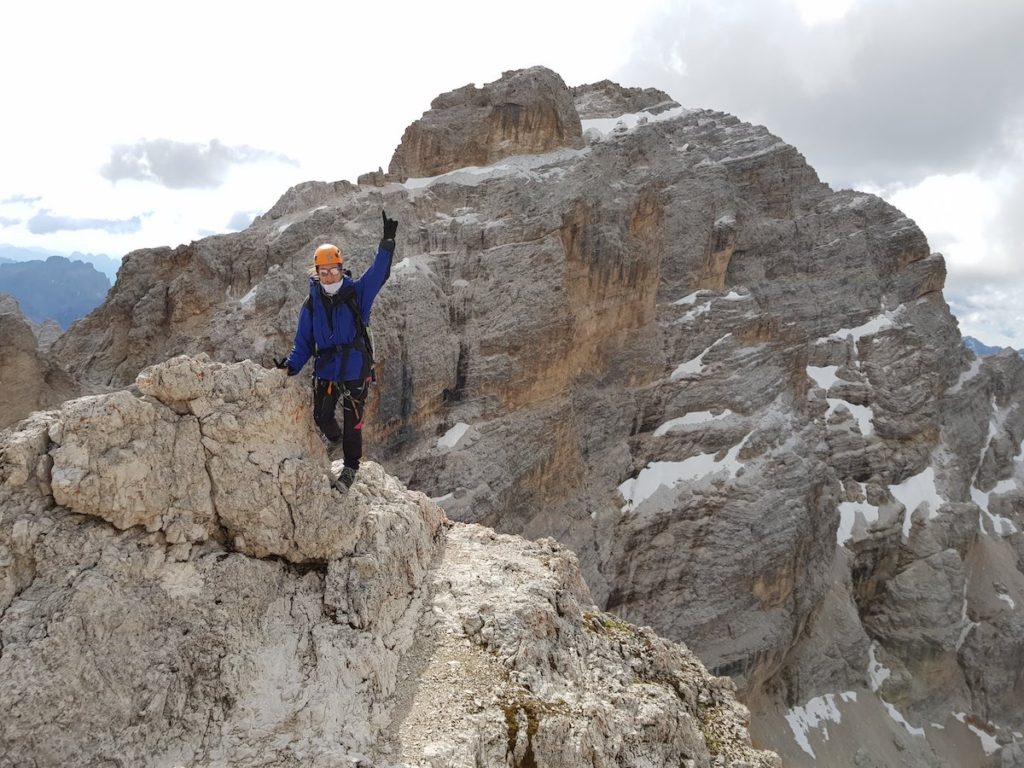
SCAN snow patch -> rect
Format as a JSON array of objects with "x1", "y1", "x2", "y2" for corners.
[
  {"x1": 949, "y1": 356, "x2": 983, "y2": 394},
  {"x1": 828, "y1": 313, "x2": 895, "y2": 342},
  {"x1": 239, "y1": 286, "x2": 258, "y2": 306},
  {"x1": 869, "y1": 652, "x2": 925, "y2": 739},
  {"x1": 620, "y1": 432, "x2": 750, "y2": 512},
  {"x1": 826, "y1": 399, "x2": 875, "y2": 436},
  {"x1": 890, "y1": 467, "x2": 944, "y2": 540},
  {"x1": 831, "y1": 194, "x2": 873, "y2": 211},
  {"x1": 580, "y1": 105, "x2": 692, "y2": 140},
  {"x1": 956, "y1": 583, "x2": 978, "y2": 650},
  {"x1": 784, "y1": 692, "x2": 857, "y2": 759},
  {"x1": 817, "y1": 308, "x2": 904, "y2": 345},
  {"x1": 998, "y1": 593, "x2": 1016, "y2": 609},
  {"x1": 967, "y1": 724, "x2": 1001, "y2": 756},
  {"x1": 867, "y1": 642, "x2": 891, "y2": 692},
  {"x1": 673, "y1": 291, "x2": 700, "y2": 306},
  {"x1": 807, "y1": 365, "x2": 839, "y2": 391},
  {"x1": 953, "y1": 714, "x2": 1000, "y2": 756},
  {"x1": 437, "y1": 423, "x2": 475, "y2": 451},
  {"x1": 654, "y1": 410, "x2": 733, "y2": 436},
  {"x1": 838, "y1": 498, "x2": 881, "y2": 546},
  {"x1": 674, "y1": 301, "x2": 711, "y2": 324},
  {"x1": 404, "y1": 148, "x2": 585, "y2": 190},
  {"x1": 884, "y1": 702, "x2": 926, "y2": 738},
  {"x1": 670, "y1": 334, "x2": 730, "y2": 380},
  {"x1": 392, "y1": 255, "x2": 435, "y2": 278},
  {"x1": 970, "y1": 481, "x2": 1019, "y2": 537}
]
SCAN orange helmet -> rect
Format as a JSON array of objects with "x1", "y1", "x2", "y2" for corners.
[{"x1": 314, "y1": 243, "x2": 343, "y2": 267}]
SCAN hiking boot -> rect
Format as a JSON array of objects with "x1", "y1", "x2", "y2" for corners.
[
  {"x1": 336, "y1": 466, "x2": 357, "y2": 489},
  {"x1": 326, "y1": 438, "x2": 344, "y2": 462}
]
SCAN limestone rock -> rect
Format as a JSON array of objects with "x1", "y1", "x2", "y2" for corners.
[
  {"x1": 0, "y1": 355, "x2": 770, "y2": 767},
  {"x1": 384, "y1": 523, "x2": 779, "y2": 768},
  {"x1": 572, "y1": 79, "x2": 680, "y2": 118},
  {"x1": 35, "y1": 319, "x2": 62, "y2": 352},
  {"x1": 386, "y1": 66, "x2": 584, "y2": 182},
  {"x1": 0, "y1": 297, "x2": 76, "y2": 429}
]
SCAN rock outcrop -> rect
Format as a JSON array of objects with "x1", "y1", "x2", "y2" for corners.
[
  {"x1": 49, "y1": 70, "x2": 1024, "y2": 766},
  {"x1": 35, "y1": 319, "x2": 62, "y2": 352},
  {"x1": 386, "y1": 66, "x2": 584, "y2": 182},
  {"x1": 0, "y1": 295, "x2": 76, "y2": 429},
  {"x1": 571, "y1": 79, "x2": 680, "y2": 118},
  {"x1": 0, "y1": 356, "x2": 775, "y2": 767}
]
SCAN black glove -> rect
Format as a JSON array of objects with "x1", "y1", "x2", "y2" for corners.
[
  {"x1": 273, "y1": 357, "x2": 296, "y2": 376},
  {"x1": 382, "y1": 210, "x2": 398, "y2": 240}
]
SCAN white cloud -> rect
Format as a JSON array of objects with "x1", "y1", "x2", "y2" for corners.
[
  {"x1": 0, "y1": 0, "x2": 664, "y2": 257},
  {"x1": 788, "y1": 0, "x2": 857, "y2": 26},
  {"x1": 101, "y1": 139, "x2": 297, "y2": 189},
  {"x1": 226, "y1": 211, "x2": 259, "y2": 231},
  {"x1": 946, "y1": 281, "x2": 1024, "y2": 349},
  {"x1": 27, "y1": 210, "x2": 146, "y2": 235},
  {"x1": 875, "y1": 172, "x2": 1006, "y2": 275},
  {"x1": 619, "y1": 0, "x2": 1024, "y2": 186}
]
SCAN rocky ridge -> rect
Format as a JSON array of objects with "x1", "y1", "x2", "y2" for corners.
[
  {"x1": 0, "y1": 356, "x2": 775, "y2": 767},
  {"x1": 44, "y1": 67, "x2": 1024, "y2": 765},
  {"x1": 571, "y1": 79, "x2": 680, "y2": 118}
]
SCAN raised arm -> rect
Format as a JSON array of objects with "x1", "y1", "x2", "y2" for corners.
[{"x1": 355, "y1": 211, "x2": 398, "y2": 317}]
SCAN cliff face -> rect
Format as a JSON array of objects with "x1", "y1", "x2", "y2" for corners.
[
  {"x1": 48, "y1": 67, "x2": 1024, "y2": 765},
  {"x1": 0, "y1": 295, "x2": 76, "y2": 429},
  {"x1": 0, "y1": 356, "x2": 774, "y2": 768}
]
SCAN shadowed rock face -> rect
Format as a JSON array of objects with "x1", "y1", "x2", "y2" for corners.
[
  {"x1": 0, "y1": 295, "x2": 76, "y2": 429},
  {"x1": 386, "y1": 66, "x2": 584, "y2": 182},
  {"x1": 46, "y1": 71, "x2": 1024, "y2": 765},
  {"x1": 0, "y1": 356, "x2": 776, "y2": 768}
]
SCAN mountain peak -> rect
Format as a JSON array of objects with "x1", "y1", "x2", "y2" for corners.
[{"x1": 385, "y1": 65, "x2": 584, "y2": 182}]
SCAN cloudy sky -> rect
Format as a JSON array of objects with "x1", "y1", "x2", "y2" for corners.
[{"x1": 2, "y1": 0, "x2": 1022, "y2": 346}]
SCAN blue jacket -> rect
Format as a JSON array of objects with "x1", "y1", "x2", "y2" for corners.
[{"x1": 285, "y1": 241, "x2": 393, "y2": 381}]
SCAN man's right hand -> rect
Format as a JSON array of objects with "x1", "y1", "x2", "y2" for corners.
[
  {"x1": 273, "y1": 357, "x2": 296, "y2": 375},
  {"x1": 382, "y1": 210, "x2": 398, "y2": 240}
]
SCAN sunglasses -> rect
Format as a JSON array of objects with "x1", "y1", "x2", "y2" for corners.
[{"x1": 317, "y1": 266, "x2": 342, "y2": 276}]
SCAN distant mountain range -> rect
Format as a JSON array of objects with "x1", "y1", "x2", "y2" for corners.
[
  {"x1": 0, "y1": 255, "x2": 110, "y2": 329},
  {"x1": 0, "y1": 244, "x2": 120, "y2": 282},
  {"x1": 963, "y1": 335, "x2": 1024, "y2": 359}
]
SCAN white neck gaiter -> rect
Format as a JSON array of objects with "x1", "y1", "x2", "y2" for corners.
[{"x1": 322, "y1": 280, "x2": 343, "y2": 295}]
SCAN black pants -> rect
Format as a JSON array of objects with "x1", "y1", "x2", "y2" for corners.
[{"x1": 313, "y1": 378, "x2": 369, "y2": 470}]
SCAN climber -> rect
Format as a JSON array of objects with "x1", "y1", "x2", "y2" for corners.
[{"x1": 274, "y1": 211, "x2": 398, "y2": 490}]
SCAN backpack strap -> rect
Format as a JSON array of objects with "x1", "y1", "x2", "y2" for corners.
[{"x1": 344, "y1": 294, "x2": 375, "y2": 381}]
